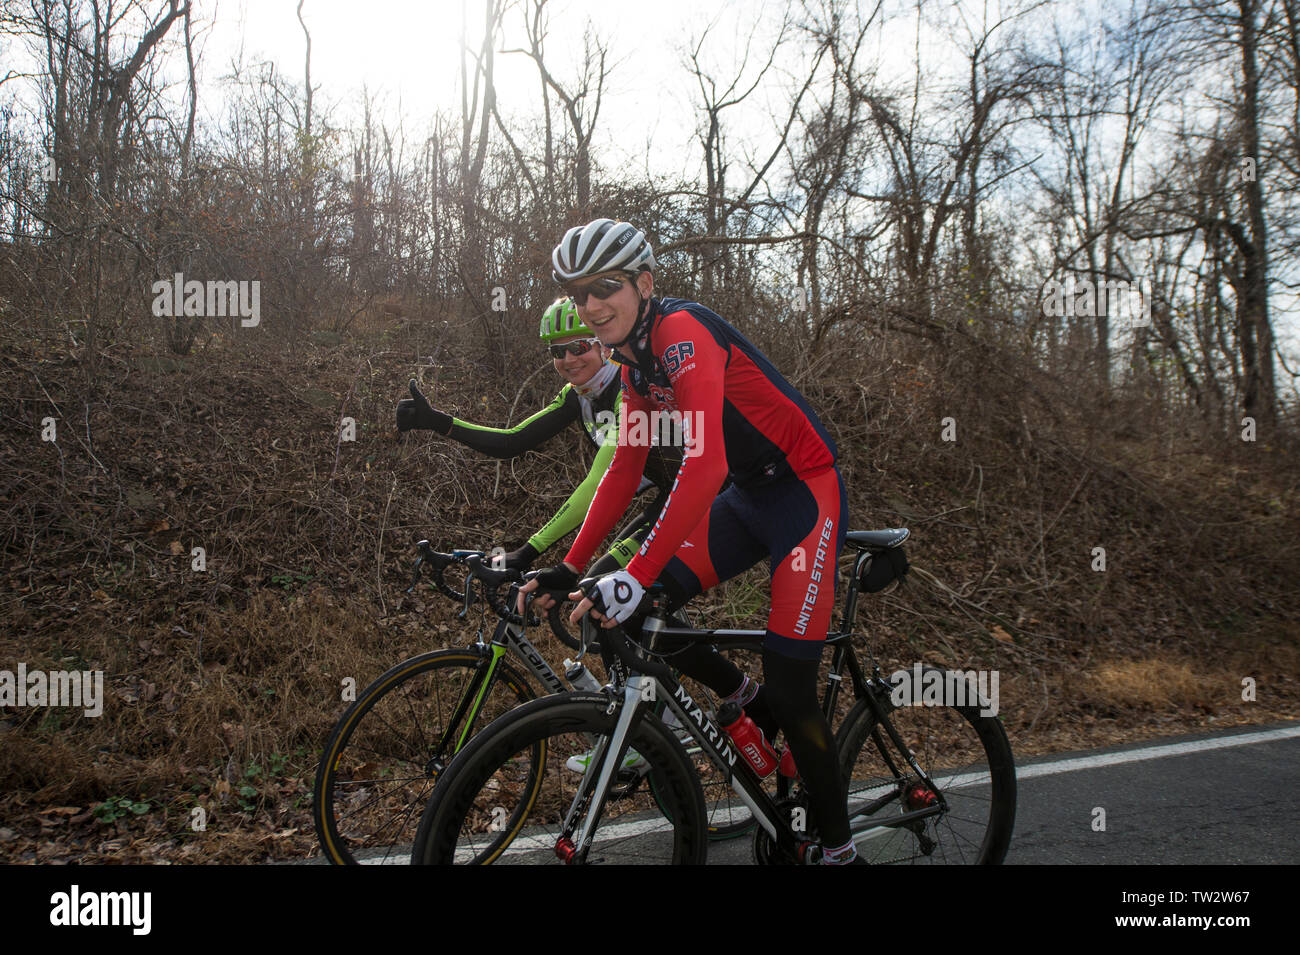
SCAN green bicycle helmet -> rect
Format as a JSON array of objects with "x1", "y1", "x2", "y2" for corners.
[{"x1": 539, "y1": 297, "x2": 590, "y2": 341}]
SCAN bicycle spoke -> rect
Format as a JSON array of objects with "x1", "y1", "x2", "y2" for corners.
[
  {"x1": 839, "y1": 693, "x2": 1013, "y2": 864},
  {"x1": 414, "y1": 697, "x2": 706, "y2": 865}
]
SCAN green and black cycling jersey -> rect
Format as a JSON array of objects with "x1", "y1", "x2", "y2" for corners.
[{"x1": 441, "y1": 363, "x2": 682, "y2": 560}]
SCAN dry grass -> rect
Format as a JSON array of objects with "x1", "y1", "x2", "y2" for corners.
[{"x1": 1086, "y1": 659, "x2": 1211, "y2": 710}]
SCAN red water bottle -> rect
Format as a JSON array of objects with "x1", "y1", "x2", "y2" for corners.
[{"x1": 718, "y1": 702, "x2": 778, "y2": 777}]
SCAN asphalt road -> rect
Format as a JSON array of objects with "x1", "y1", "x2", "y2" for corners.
[
  {"x1": 309, "y1": 720, "x2": 1300, "y2": 865},
  {"x1": 704, "y1": 720, "x2": 1300, "y2": 864}
]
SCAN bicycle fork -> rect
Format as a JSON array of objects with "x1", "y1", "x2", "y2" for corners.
[
  {"x1": 424, "y1": 642, "x2": 507, "y2": 777},
  {"x1": 555, "y1": 676, "x2": 654, "y2": 864}
]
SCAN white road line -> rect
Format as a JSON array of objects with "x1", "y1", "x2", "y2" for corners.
[{"x1": 1016, "y1": 725, "x2": 1300, "y2": 780}]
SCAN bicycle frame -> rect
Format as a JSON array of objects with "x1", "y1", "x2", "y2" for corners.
[
  {"x1": 641, "y1": 546, "x2": 891, "y2": 723},
  {"x1": 556, "y1": 564, "x2": 954, "y2": 865},
  {"x1": 431, "y1": 612, "x2": 570, "y2": 760}
]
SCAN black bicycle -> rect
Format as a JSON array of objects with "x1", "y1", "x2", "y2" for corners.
[
  {"x1": 410, "y1": 528, "x2": 1017, "y2": 864},
  {"x1": 313, "y1": 543, "x2": 752, "y2": 865}
]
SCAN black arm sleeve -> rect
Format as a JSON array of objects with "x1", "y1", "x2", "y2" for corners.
[{"x1": 443, "y1": 386, "x2": 579, "y2": 459}]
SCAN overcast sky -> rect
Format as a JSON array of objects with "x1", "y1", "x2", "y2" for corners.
[{"x1": 198, "y1": 0, "x2": 807, "y2": 180}]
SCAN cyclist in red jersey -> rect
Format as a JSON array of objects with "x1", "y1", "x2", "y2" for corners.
[{"x1": 521, "y1": 219, "x2": 858, "y2": 864}]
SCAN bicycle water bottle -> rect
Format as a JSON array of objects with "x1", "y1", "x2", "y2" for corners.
[
  {"x1": 718, "y1": 702, "x2": 778, "y2": 777},
  {"x1": 563, "y1": 659, "x2": 602, "y2": 693}
]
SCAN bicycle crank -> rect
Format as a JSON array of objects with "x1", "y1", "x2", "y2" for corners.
[
  {"x1": 607, "y1": 767, "x2": 646, "y2": 800},
  {"x1": 752, "y1": 797, "x2": 816, "y2": 865}
]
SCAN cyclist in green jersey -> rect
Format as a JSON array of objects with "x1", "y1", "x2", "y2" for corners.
[{"x1": 396, "y1": 298, "x2": 677, "y2": 574}]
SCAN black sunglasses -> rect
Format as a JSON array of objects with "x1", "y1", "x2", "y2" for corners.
[
  {"x1": 564, "y1": 274, "x2": 631, "y2": 306},
  {"x1": 547, "y1": 338, "x2": 602, "y2": 360}
]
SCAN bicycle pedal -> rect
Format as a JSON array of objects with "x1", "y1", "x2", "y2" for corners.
[
  {"x1": 609, "y1": 767, "x2": 646, "y2": 800},
  {"x1": 796, "y1": 841, "x2": 821, "y2": 865}
]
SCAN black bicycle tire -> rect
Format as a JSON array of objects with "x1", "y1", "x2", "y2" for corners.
[
  {"x1": 834, "y1": 677, "x2": 1016, "y2": 864},
  {"x1": 411, "y1": 692, "x2": 708, "y2": 865},
  {"x1": 547, "y1": 601, "x2": 597, "y2": 653},
  {"x1": 313, "y1": 649, "x2": 538, "y2": 865}
]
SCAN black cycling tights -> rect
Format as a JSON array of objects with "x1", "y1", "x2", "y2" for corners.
[
  {"x1": 758, "y1": 647, "x2": 850, "y2": 849},
  {"x1": 599, "y1": 576, "x2": 849, "y2": 849}
]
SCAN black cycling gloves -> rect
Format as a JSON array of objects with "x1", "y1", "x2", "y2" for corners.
[
  {"x1": 531, "y1": 563, "x2": 580, "y2": 593},
  {"x1": 396, "y1": 380, "x2": 452, "y2": 433}
]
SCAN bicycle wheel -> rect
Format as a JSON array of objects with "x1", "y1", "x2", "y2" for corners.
[
  {"x1": 411, "y1": 692, "x2": 708, "y2": 865},
  {"x1": 548, "y1": 600, "x2": 598, "y2": 653},
  {"x1": 314, "y1": 649, "x2": 537, "y2": 865},
  {"x1": 835, "y1": 676, "x2": 1016, "y2": 864}
]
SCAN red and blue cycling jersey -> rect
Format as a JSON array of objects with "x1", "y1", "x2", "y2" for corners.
[{"x1": 564, "y1": 297, "x2": 838, "y2": 586}]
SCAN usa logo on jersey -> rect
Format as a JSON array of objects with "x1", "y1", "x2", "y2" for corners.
[{"x1": 663, "y1": 342, "x2": 695, "y2": 377}]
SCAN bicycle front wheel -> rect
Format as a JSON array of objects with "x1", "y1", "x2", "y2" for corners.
[
  {"x1": 314, "y1": 649, "x2": 537, "y2": 865},
  {"x1": 411, "y1": 693, "x2": 708, "y2": 865},
  {"x1": 836, "y1": 678, "x2": 1016, "y2": 864}
]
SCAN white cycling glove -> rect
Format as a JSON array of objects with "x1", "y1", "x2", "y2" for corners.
[{"x1": 591, "y1": 570, "x2": 645, "y2": 624}]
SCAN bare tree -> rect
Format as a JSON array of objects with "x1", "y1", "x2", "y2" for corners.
[
  {"x1": 1123, "y1": 0, "x2": 1280, "y2": 426},
  {"x1": 510, "y1": 0, "x2": 610, "y2": 216},
  {"x1": 684, "y1": 10, "x2": 790, "y2": 293},
  {"x1": 1030, "y1": 0, "x2": 1179, "y2": 386}
]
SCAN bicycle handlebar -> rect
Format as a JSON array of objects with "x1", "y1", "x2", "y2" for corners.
[
  {"x1": 405, "y1": 542, "x2": 589, "y2": 646},
  {"x1": 577, "y1": 576, "x2": 675, "y2": 685},
  {"x1": 407, "y1": 541, "x2": 482, "y2": 601},
  {"x1": 462, "y1": 555, "x2": 527, "y2": 624}
]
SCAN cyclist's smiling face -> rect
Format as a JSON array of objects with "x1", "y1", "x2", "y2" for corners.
[
  {"x1": 551, "y1": 333, "x2": 606, "y2": 386},
  {"x1": 572, "y1": 271, "x2": 653, "y2": 346}
]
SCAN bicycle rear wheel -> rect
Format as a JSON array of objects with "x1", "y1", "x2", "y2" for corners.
[
  {"x1": 314, "y1": 649, "x2": 537, "y2": 865},
  {"x1": 835, "y1": 677, "x2": 1015, "y2": 864},
  {"x1": 411, "y1": 693, "x2": 708, "y2": 865}
]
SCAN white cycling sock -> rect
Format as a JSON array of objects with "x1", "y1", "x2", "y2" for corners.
[{"x1": 821, "y1": 839, "x2": 857, "y2": 865}]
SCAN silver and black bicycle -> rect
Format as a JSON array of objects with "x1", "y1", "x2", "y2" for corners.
[{"x1": 410, "y1": 529, "x2": 1017, "y2": 865}]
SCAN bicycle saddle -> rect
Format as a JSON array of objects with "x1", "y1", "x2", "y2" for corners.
[{"x1": 845, "y1": 528, "x2": 909, "y2": 550}]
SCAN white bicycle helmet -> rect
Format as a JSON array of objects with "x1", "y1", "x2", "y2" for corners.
[{"x1": 552, "y1": 218, "x2": 656, "y2": 283}]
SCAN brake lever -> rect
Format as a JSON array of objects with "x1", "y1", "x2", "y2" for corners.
[
  {"x1": 405, "y1": 555, "x2": 425, "y2": 595},
  {"x1": 458, "y1": 572, "x2": 475, "y2": 620},
  {"x1": 576, "y1": 610, "x2": 595, "y2": 662}
]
